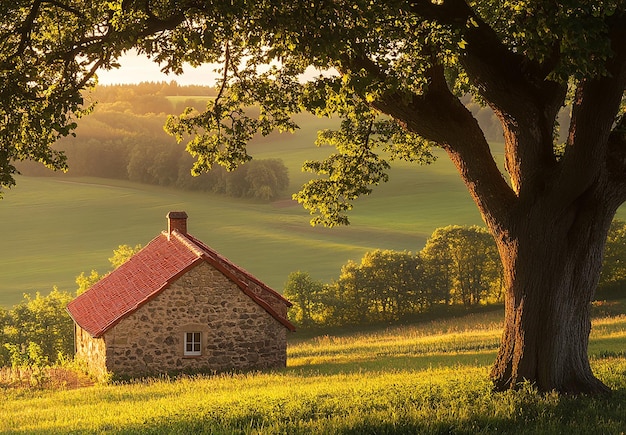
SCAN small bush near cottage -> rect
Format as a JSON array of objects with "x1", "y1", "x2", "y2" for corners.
[{"x1": 0, "y1": 289, "x2": 74, "y2": 368}]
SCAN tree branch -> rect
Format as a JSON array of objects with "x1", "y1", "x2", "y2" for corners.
[
  {"x1": 43, "y1": 0, "x2": 85, "y2": 19},
  {"x1": 15, "y1": 0, "x2": 42, "y2": 58},
  {"x1": 556, "y1": 14, "x2": 626, "y2": 209},
  {"x1": 341, "y1": 53, "x2": 515, "y2": 228},
  {"x1": 409, "y1": 0, "x2": 566, "y2": 197},
  {"x1": 215, "y1": 42, "x2": 230, "y2": 102}
]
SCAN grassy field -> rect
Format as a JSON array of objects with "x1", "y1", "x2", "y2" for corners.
[
  {"x1": 0, "y1": 114, "x2": 488, "y2": 307},
  {"x1": 1, "y1": 303, "x2": 625, "y2": 434}
]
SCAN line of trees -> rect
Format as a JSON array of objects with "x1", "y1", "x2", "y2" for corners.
[
  {"x1": 285, "y1": 222, "x2": 626, "y2": 329},
  {"x1": 284, "y1": 225, "x2": 502, "y2": 327},
  {"x1": 15, "y1": 82, "x2": 530, "y2": 202},
  {"x1": 17, "y1": 83, "x2": 290, "y2": 201}
]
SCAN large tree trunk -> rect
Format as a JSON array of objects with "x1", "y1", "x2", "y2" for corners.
[
  {"x1": 370, "y1": 17, "x2": 626, "y2": 395},
  {"x1": 490, "y1": 190, "x2": 614, "y2": 394}
]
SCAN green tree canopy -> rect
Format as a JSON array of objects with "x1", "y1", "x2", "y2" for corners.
[
  {"x1": 600, "y1": 219, "x2": 626, "y2": 287},
  {"x1": 283, "y1": 271, "x2": 326, "y2": 328},
  {"x1": 1, "y1": 289, "x2": 74, "y2": 367},
  {"x1": 422, "y1": 225, "x2": 502, "y2": 307}
]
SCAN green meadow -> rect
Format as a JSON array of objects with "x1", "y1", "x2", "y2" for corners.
[
  {"x1": 0, "y1": 113, "x2": 489, "y2": 307},
  {"x1": 1, "y1": 304, "x2": 625, "y2": 434}
]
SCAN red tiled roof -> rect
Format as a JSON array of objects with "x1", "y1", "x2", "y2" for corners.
[{"x1": 67, "y1": 230, "x2": 294, "y2": 337}]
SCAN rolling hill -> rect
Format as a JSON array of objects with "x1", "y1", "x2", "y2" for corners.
[{"x1": 0, "y1": 114, "x2": 489, "y2": 307}]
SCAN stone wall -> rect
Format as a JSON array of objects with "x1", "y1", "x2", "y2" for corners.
[
  {"x1": 74, "y1": 324, "x2": 108, "y2": 380},
  {"x1": 99, "y1": 261, "x2": 288, "y2": 378},
  {"x1": 226, "y1": 265, "x2": 290, "y2": 318},
  {"x1": 247, "y1": 280, "x2": 290, "y2": 318}
]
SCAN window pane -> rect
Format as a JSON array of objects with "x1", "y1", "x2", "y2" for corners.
[{"x1": 184, "y1": 332, "x2": 201, "y2": 355}]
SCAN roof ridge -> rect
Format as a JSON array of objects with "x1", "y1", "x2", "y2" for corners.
[{"x1": 166, "y1": 230, "x2": 205, "y2": 258}]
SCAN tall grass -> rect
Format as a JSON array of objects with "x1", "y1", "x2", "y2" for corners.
[{"x1": 1, "y1": 307, "x2": 625, "y2": 434}]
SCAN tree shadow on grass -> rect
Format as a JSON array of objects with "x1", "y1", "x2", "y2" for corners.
[
  {"x1": 286, "y1": 350, "x2": 497, "y2": 376},
  {"x1": 98, "y1": 386, "x2": 626, "y2": 435}
]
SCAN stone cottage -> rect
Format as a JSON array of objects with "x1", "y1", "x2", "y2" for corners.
[{"x1": 66, "y1": 211, "x2": 294, "y2": 379}]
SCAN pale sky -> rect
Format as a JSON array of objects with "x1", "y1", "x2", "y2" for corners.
[
  {"x1": 96, "y1": 51, "x2": 221, "y2": 86},
  {"x1": 96, "y1": 51, "x2": 334, "y2": 86}
]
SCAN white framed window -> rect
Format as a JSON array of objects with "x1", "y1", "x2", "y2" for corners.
[{"x1": 184, "y1": 332, "x2": 201, "y2": 356}]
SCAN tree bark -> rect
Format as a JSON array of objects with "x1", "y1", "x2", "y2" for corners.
[{"x1": 490, "y1": 187, "x2": 615, "y2": 394}]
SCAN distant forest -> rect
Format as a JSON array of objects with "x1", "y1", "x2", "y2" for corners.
[
  {"x1": 18, "y1": 81, "x2": 290, "y2": 201},
  {"x1": 18, "y1": 81, "x2": 570, "y2": 200}
]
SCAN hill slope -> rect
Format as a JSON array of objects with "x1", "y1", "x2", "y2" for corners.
[{"x1": 1, "y1": 119, "x2": 486, "y2": 307}]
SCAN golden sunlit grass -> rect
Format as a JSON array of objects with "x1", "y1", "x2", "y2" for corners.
[
  {"x1": 287, "y1": 311, "x2": 503, "y2": 374},
  {"x1": 2, "y1": 306, "x2": 625, "y2": 434}
]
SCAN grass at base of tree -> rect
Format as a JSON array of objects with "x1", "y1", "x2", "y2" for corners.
[{"x1": 1, "y1": 306, "x2": 624, "y2": 434}]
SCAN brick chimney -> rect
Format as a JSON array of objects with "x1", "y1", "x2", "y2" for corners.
[{"x1": 167, "y1": 211, "x2": 188, "y2": 239}]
